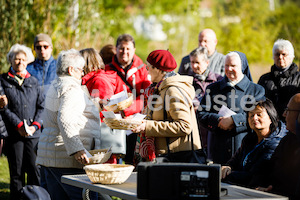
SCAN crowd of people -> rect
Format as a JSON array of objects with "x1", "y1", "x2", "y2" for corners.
[{"x1": 0, "y1": 29, "x2": 300, "y2": 200}]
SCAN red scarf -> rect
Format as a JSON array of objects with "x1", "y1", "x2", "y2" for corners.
[
  {"x1": 9, "y1": 68, "x2": 30, "y2": 79},
  {"x1": 134, "y1": 79, "x2": 164, "y2": 165}
]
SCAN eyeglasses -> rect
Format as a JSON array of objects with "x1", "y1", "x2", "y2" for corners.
[
  {"x1": 284, "y1": 107, "x2": 300, "y2": 112},
  {"x1": 275, "y1": 53, "x2": 288, "y2": 57},
  {"x1": 76, "y1": 68, "x2": 84, "y2": 72},
  {"x1": 35, "y1": 45, "x2": 50, "y2": 50}
]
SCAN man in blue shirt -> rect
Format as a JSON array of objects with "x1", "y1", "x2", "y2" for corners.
[{"x1": 27, "y1": 33, "x2": 57, "y2": 95}]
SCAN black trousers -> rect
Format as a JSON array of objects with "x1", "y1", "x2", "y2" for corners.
[
  {"x1": 5, "y1": 136, "x2": 40, "y2": 200},
  {"x1": 124, "y1": 133, "x2": 137, "y2": 164}
]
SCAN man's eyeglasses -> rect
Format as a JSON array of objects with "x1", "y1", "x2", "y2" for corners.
[
  {"x1": 35, "y1": 45, "x2": 50, "y2": 50},
  {"x1": 284, "y1": 107, "x2": 300, "y2": 112}
]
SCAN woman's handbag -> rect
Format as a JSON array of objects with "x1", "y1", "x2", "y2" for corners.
[
  {"x1": 164, "y1": 133, "x2": 207, "y2": 164},
  {"x1": 163, "y1": 86, "x2": 207, "y2": 164},
  {"x1": 99, "y1": 122, "x2": 126, "y2": 155}
]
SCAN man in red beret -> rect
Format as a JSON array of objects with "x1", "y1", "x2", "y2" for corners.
[{"x1": 105, "y1": 34, "x2": 151, "y2": 164}]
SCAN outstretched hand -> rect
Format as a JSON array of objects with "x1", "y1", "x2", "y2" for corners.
[{"x1": 132, "y1": 121, "x2": 146, "y2": 133}]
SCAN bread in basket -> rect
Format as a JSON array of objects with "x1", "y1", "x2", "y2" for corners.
[
  {"x1": 88, "y1": 149, "x2": 112, "y2": 164},
  {"x1": 103, "y1": 93, "x2": 133, "y2": 112},
  {"x1": 103, "y1": 118, "x2": 142, "y2": 130},
  {"x1": 84, "y1": 164, "x2": 134, "y2": 184}
]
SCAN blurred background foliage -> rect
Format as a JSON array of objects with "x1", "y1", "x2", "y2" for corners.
[{"x1": 0, "y1": 0, "x2": 299, "y2": 81}]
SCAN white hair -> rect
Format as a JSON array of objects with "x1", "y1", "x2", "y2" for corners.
[
  {"x1": 225, "y1": 51, "x2": 242, "y2": 67},
  {"x1": 56, "y1": 49, "x2": 85, "y2": 76},
  {"x1": 189, "y1": 46, "x2": 209, "y2": 61},
  {"x1": 6, "y1": 44, "x2": 34, "y2": 64},
  {"x1": 273, "y1": 39, "x2": 295, "y2": 60}
]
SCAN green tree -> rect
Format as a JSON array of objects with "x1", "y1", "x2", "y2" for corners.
[
  {"x1": 215, "y1": 0, "x2": 280, "y2": 64},
  {"x1": 274, "y1": 1, "x2": 300, "y2": 61}
]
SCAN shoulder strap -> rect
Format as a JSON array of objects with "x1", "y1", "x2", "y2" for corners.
[
  {"x1": 109, "y1": 64, "x2": 133, "y2": 91},
  {"x1": 164, "y1": 86, "x2": 195, "y2": 154}
]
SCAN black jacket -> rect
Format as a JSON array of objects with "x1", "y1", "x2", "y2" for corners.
[
  {"x1": 258, "y1": 63, "x2": 300, "y2": 120},
  {"x1": 268, "y1": 131, "x2": 300, "y2": 200},
  {"x1": 0, "y1": 81, "x2": 8, "y2": 138},
  {"x1": 224, "y1": 122, "x2": 287, "y2": 188},
  {"x1": 0, "y1": 72, "x2": 44, "y2": 138}
]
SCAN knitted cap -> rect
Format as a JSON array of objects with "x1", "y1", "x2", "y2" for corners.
[
  {"x1": 34, "y1": 33, "x2": 52, "y2": 47},
  {"x1": 147, "y1": 50, "x2": 177, "y2": 72}
]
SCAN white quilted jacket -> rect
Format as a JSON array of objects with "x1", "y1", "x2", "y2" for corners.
[{"x1": 36, "y1": 76, "x2": 101, "y2": 168}]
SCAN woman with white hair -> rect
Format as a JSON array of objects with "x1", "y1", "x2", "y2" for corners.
[
  {"x1": 36, "y1": 49, "x2": 101, "y2": 200},
  {"x1": 258, "y1": 39, "x2": 300, "y2": 121},
  {"x1": 0, "y1": 44, "x2": 44, "y2": 199}
]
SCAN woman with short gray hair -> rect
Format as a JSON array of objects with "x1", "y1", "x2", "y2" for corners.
[
  {"x1": 36, "y1": 49, "x2": 101, "y2": 200},
  {"x1": 258, "y1": 39, "x2": 300, "y2": 121},
  {"x1": 1, "y1": 43, "x2": 44, "y2": 199},
  {"x1": 189, "y1": 46, "x2": 223, "y2": 151}
]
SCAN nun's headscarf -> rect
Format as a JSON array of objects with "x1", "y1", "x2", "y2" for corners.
[{"x1": 234, "y1": 51, "x2": 253, "y2": 82}]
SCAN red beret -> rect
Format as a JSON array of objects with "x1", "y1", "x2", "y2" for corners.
[{"x1": 147, "y1": 50, "x2": 177, "y2": 72}]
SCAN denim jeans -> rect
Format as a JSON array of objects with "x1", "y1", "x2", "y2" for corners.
[{"x1": 40, "y1": 166, "x2": 98, "y2": 200}]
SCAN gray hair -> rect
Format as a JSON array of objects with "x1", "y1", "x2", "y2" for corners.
[
  {"x1": 6, "y1": 44, "x2": 34, "y2": 64},
  {"x1": 225, "y1": 51, "x2": 242, "y2": 66},
  {"x1": 189, "y1": 46, "x2": 209, "y2": 61},
  {"x1": 273, "y1": 39, "x2": 295, "y2": 60},
  {"x1": 56, "y1": 49, "x2": 85, "y2": 76}
]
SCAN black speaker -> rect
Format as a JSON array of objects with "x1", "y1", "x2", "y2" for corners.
[{"x1": 137, "y1": 162, "x2": 221, "y2": 200}]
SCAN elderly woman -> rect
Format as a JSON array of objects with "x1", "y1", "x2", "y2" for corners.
[
  {"x1": 132, "y1": 50, "x2": 202, "y2": 164},
  {"x1": 221, "y1": 99, "x2": 287, "y2": 188},
  {"x1": 190, "y1": 47, "x2": 223, "y2": 151},
  {"x1": 0, "y1": 44, "x2": 43, "y2": 199},
  {"x1": 198, "y1": 51, "x2": 265, "y2": 165},
  {"x1": 258, "y1": 39, "x2": 300, "y2": 121},
  {"x1": 36, "y1": 49, "x2": 101, "y2": 200}
]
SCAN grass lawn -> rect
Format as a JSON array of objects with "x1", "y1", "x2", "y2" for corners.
[
  {"x1": 0, "y1": 156, "x2": 10, "y2": 200},
  {"x1": 0, "y1": 155, "x2": 122, "y2": 200}
]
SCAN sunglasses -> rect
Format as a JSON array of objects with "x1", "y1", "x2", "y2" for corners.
[{"x1": 35, "y1": 45, "x2": 50, "y2": 50}]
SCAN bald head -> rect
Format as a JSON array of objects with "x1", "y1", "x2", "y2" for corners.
[
  {"x1": 198, "y1": 29, "x2": 218, "y2": 56},
  {"x1": 284, "y1": 93, "x2": 300, "y2": 134},
  {"x1": 290, "y1": 94, "x2": 300, "y2": 109}
]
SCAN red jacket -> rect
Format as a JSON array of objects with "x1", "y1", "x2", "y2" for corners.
[
  {"x1": 82, "y1": 69, "x2": 124, "y2": 120},
  {"x1": 82, "y1": 69, "x2": 121, "y2": 100},
  {"x1": 105, "y1": 55, "x2": 151, "y2": 116}
]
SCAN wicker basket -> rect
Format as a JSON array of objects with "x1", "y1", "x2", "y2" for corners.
[
  {"x1": 103, "y1": 93, "x2": 133, "y2": 112},
  {"x1": 103, "y1": 118, "x2": 142, "y2": 130},
  {"x1": 88, "y1": 149, "x2": 112, "y2": 164},
  {"x1": 84, "y1": 164, "x2": 134, "y2": 184}
]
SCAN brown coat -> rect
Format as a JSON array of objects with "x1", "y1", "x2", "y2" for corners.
[{"x1": 145, "y1": 74, "x2": 201, "y2": 155}]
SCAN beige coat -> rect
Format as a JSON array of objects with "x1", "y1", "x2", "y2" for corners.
[
  {"x1": 36, "y1": 76, "x2": 101, "y2": 168},
  {"x1": 145, "y1": 74, "x2": 201, "y2": 155}
]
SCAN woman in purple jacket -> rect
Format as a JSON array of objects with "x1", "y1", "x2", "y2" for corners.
[{"x1": 190, "y1": 47, "x2": 223, "y2": 151}]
